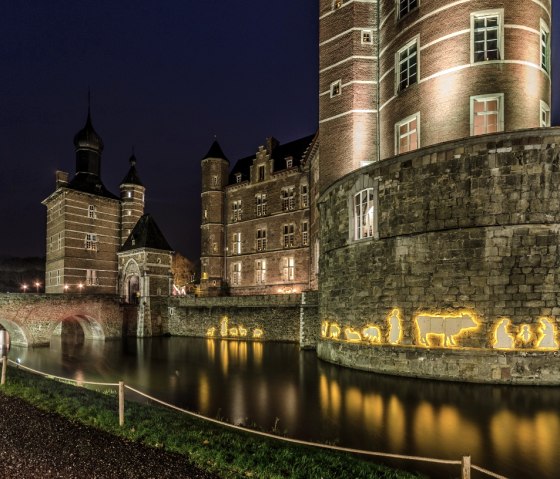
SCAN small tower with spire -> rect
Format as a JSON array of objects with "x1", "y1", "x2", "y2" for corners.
[
  {"x1": 200, "y1": 139, "x2": 229, "y2": 296},
  {"x1": 120, "y1": 151, "x2": 145, "y2": 245}
]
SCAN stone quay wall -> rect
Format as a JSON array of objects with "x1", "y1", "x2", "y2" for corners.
[
  {"x1": 168, "y1": 292, "x2": 319, "y2": 345},
  {"x1": 317, "y1": 128, "x2": 560, "y2": 384}
]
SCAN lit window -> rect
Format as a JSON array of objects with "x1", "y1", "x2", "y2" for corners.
[
  {"x1": 301, "y1": 184, "x2": 309, "y2": 208},
  {"x1": 302, "y1": 221, "x2": 309, "y2": 246},
  {"x1": 204, "y1": 209, "x2": 208, "y2": 219},
  {"x1": 232, "y1": 200, "x2": 242, "y2": 221},
  {"x1": 233, "y1": 232, "x2": 241, "y2": 255},
  {"x1": 256, "y1": 193, "x2": 267, "y2": 216},
  {"x1": 127, "y1": 191, "x2": 132, "y2": 198},
  {"x1": 471, "y1": 94, "x2": 503, "y2": 135},
  {"x1": 541, "y1": 20, "x2": 550, "y2": 73},
  {"x1": 232, "y1": 262, "x2": 242, "y2": 286},
  {"x1": 86, "y1": 269, "x2": 98, "y2": 286},
  {"x1": 235, "y1": 173, "x2": 242, "y2": 183},
  {"x1": 397, "y1": 40, "x2": 418, "y2": 92},
  {"x1": 282, "y1": 187, "x2": 295, "y2": 211},
  {"x1": 361, "y1": 29, "x2": 373, "y2": 44},
  {"x1": 398, "y1": 0, "x2": 418, "y2": 19},
  {"x1": 330, "y1": 80, "x2": 341, "y2": 97},
  {"x1": 395, "y1": 113, "x2": 419, "y2": 154},
  {"x1": 334, "y1": 0, "x2": 342, "y2": 9},
  {"x1": 127, "y1": 210, "x2": 131, "y2": 216},
  {"x1": 256, "y1": 229, "x2": 267, "y2": 251},
  {"x1": 88, "y1": 205, "x2": 96, "y2": 218},
  {"x1": 283, "y1": 224, "x2": 295, "y2": 248},
  {"x1": 540, "y1": 101, "x2": 550, "y2": 128},
  {"x1": 85, "y1": 233, "x2": 98, "y2": 251},
  {"x1": 282, "y1": 257, "x2": 295, "y2": 282},
  {"x1": 354, "y1": 189, "x2": 375, "y2": 240},
  {"x1": 256, "y1": 260, "x2": 267, "y2": 284},
  {"x1": 56, "y1": 269, "x2": 61, "y2": 286},
  {"x1": 472, "y1": 12, "x2": 502, "y2": 62}
]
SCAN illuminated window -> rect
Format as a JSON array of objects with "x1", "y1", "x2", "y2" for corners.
[
  {"x1": 541, "y1": 20, "x2": 550, "y2": 73},
  {"x1": 282, "y1": 187, "x2": 295, "y2": 211},
  {"x1": 330, "y1": 80, "x2": 341, "y2": 97},
  {"x1": 127, "y1": 191, "x2": 132, "y2": 198},
  {"x1": 233, "y1": 232, "x2": 241, "y2": 255},
  {"x1": 56, "y1": 269, "x2": 61, "y2": 286},
  {"x1": 354, "y1": 189, "x2": 375, "y2": 240},
  {"x1": 256, "y1": 228, "x2": 267, "y2": 251},
  {"x1": 540, "y1": 101, "x2": 551, "y2": 128},
  {"x1": 471, "y1": 94, "x2": 503, "y2": 135},
  {"x1": 398, "y1": 0, "x2": 418, "y2": 19},
  {"x1": 302, "y1": 221, "x2": 309, "y2": 246},
  {"x1": 255, "y1": 259, "x2": 267, "y2": 284},
  {"x1": 86, "y1": 269, "x2": 98, "y2": 285},
  {"x1": 361, "y1": 29, "x2": 373, "y2": 44},
  {"x1": 203, "y1": 209, "x2": 208, "y2": 219},
  {"x1": 333, "y1": 0, "x2": 342, "y2": 9},
  {"x1": 85, "y1": 233, "x2": 98, "y2": 251},
  {"x1": 232, "y1": 262, "x2": 241, "y2": 286},
  {"x1": 258, "y1": 165, "x2": 265, "y2": 181},
  {"x1": 212, "y1": 175, "x2": 218, "y2": 186},
  {"x1": 256, "y1": 193, "x2": 267, "y2": 216},
  {"x1": 397, "y1": 39, "x2": 418, "y2": 92},
  {"x1": 472, "y1": 11, "x2": 502, "y2": 62},
  {"x1": 283, "y1": 224, "x2": 295, "y2": 248},
  {"x1": 282, "y1": 257, "x2": 295, "y2": 282},
  {"x1": 395, "y1": 113, "x2": 419, "y2": 154},
  {"x1": 301, "y1": 184, "x2": 309, "y2": 208},
  {"x1": 232, "y1": 200, "x2": 242, "y2": 221}
]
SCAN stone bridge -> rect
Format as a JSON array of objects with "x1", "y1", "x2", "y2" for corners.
[{"x1": 0, "y1": 294, "x2": 124, "y2": 347}]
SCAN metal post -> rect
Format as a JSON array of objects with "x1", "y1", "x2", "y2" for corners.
[
  {"x1": 1, "y1": 356, "x2": 6, "y2": 386},
  {"x1": 462, "y1": 455, "x2": 471, "y2": 479},
  {"x1": 118, "y1": 381, "x2": 125, "y2": 426}
]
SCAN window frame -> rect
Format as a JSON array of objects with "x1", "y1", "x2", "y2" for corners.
[
  {"x1": 85, "y1": 233, "x2": 98, "y2": 251},
  {"x1": 361, "y1": 29, "x2": 373, "y2": 45},
  {"x1": 256, "y1": 193, "x2": 267, "y2": 216},
  {"x1": 283, "y1": 224, "x2": 295, "y2": 248},
  {"x1": 88, "y1": 205, "x2": 96, "y2": 219},
  {"x1": 470, "y1": 9, "x2": 504, "y2": 64},
  {"x1": 281, "y1": 187, "x2": 296, "y2": 211},
  {"x1": 255, "y1": 259, "x2": 267, "y2": 284},
  {"x1": 330, "y1": 79, "x2": 341, "y2": 98},
  {"x1": 256, "y1": 228, "x2": 267, "y2": 251},
  {"x1": 540, "y1": 100, "x2": 551, "y2": 128},
  {"x1": 232, "y1": 262, "x2": 242, "y2": 286},
  {"x1": 540, "y1": 19, "x2": 550, "y2": 73},
  {"x1": 397, "y1": 0, "x2": 419, "y2": 21},
  {"x1": 232, "y1": 200, "x2": 242, "y2": 222},
  {"x1": 301, "y1": 221, "x2": 309, "y2": 246},
  {"x1": 282, "y1": 257, "x2": 295, "y2": 282},
  {"x1": 233, "y1": 232, "x2": 242, "y2": 255},
  {"x1": 395, "y1": 38, "x2": 419, "y2": 93},
  {"x1": 300, "y1": 184, "x2": 309, "y2": 208},
  {"x1": 395, "y1": 112, "x2": 420, "y2": 155},
  {"x1": 470, "y1": 93, "x2": 504, "y2": 136}
]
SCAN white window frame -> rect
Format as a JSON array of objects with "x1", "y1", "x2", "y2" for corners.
[
  {"x1": 232, "y1": 262, "x2": 242, "y2": 286},
  {"x1": 56, "y1": 269, "x2": 61, "y2": 286},
  {"x1": 57, "y1": 232, "x2": 63, "y2": 250},
  {"x1": 86, "y1": 269, "x2": 98, "y2": 286},
  {"x1": 540, "y1": 19, "x2": 550, "y2": 73},
  {"x1": 282, "y1": 257, "x2": 295, "y2": 282},
  {"x1": 283, "y1": 224, "x2": 295, "y2": 248},
  {"x1": 301, "y1": 184, "x2": 309, "y2": 208},
  {"x1": 233, "y1": 232, "x2": 241, "y2": 255},
  {"x1": 397, "y1": 0, "x2": 418, "y2": 20},
  {"x1": 255, "y1": 260, "x2": 267, "y2": 285},
  {"x1": 361, "y1": 29, "x2": 373, "y2": 44},
  {"x1": 127, "y1": 191, "x2": 132, "y2": 198},
  {"x1": 330, "y1": 79, "x2": 341, "y2": 98},
  {"x1": 256, "y1": 228, "x2": 267, "y2": 251},
  {"x1": 256, "y1": 193, "x2": 267, "y2": 216},
  {"x1": 396, "y1": 38, "x2": 418, "y2": 93},
  {"x1": 232, "y1": 200, "x2": 242, "y2": 222},
  {"x1": 354, "y1": 188, "x2": 376, "y2": 240},
  {"x1": 88, "y1": 205, "x2": 96, "y2": 219},
  {"x1": 302, "y1": 221, "x2": 309, "y2": 246},
  {"x1": 470, "y1": 10, "x2": 504, "y2": 64},
  {"x1": 85, "y1": 233, "x2": 98, "y2": 251},
  {"x1": 395, "y1": 112, "x2": 420, "y2": 155},
  {"x1": 470, "y1": 93, "x2": 504, "y2": 136},
  {"x1": 281, "y1": 187, "x2": 295, "y2": 211},
  {"x1": 540, "y1": 100, "x2": 551, "y2": 128}
]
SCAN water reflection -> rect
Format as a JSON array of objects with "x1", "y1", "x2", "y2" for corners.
[{"x1": 10, "y1": 337, "x2": 560, "y2": 479}]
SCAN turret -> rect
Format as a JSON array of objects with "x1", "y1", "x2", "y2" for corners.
[
  {"x1": 120, "y1": 153, "x2": 145, "y2": 244},
  {"x1": 200, "y1": 140, "x2": 229, "y2": 296},
  {"x1": 73, "y1": 107, "x2": 104, "y2": 178}
]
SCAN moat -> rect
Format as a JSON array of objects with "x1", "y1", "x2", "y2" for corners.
[{"x1": 11, "y1": 337, "x2": 560, "y2": 479}]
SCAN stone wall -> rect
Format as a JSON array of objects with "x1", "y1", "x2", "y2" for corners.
[{"x1": 317, "y1": 128, "x2": 560, "y2": 384}]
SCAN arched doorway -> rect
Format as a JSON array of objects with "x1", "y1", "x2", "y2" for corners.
[
  {"x1": 121, "y1": 259, "x2": 141, "y2": 304},
  {"x1": 128, "y1": 275, "x2": 140, "y2": 304}
]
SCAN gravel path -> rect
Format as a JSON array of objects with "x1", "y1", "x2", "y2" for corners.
[{"x1": 0, "y1": 393, "x2": 221, "y2": 479}]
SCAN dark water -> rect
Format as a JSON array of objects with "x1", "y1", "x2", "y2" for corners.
[{"x1": 10, "y1": 337, "x2": 560, "y2": 479}]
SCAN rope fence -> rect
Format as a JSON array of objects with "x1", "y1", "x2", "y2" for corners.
[{"x1": 0, "y1": 355, "x2": 507, "y2": 479}]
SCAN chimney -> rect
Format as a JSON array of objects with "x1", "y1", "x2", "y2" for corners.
[{"x1": 56, "y1": 170, "x2": 69, "y2": 188}]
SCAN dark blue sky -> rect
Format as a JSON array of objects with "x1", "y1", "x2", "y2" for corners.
[{"x1": 0, "y1": 1, "x2": 558, "y2": 262}]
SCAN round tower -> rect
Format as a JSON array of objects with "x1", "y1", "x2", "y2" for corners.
[
  {"x1": 120, "y1": 153, "x2": 145, "y2": 245},
  {"x1": 200, "y1": 140, "x2": 229, "y2": 296}
]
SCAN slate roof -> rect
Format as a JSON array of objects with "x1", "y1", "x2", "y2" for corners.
[
  {"x1": 73, "y1": 110, "x2": 104, "y2": 152},
  {"x1": 120, "y1": 154, "x2": 144, "y2": 186},
  {"x1": 66, "y1": 173, "x2": 119, "y2": 200},
  {"x1": 203, "y1": 140, "x2": 228, "y2": 162},
  {"x1": 120, "y1": 214, "x2": 173, "y2": 252},
  {"x1": 228, "y1": 134, "x2": 315, "y2": 184}
]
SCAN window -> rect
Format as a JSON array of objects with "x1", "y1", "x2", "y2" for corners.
[
  {"x1": 235, "y1": 173, "x2": 242, "y2": 183},
  {"x1": 302, "y1": 221, "x2": 309, "y2": 246},
  {"x1": 88, "y1": 205, "x2": 96, "y2": 219},
  {"x1": 212, "y1": 175, "x2": 218, "y2": 186},
  {"x1": 397, "y1": 40, "x2": 418, "y2": 92},
  {"x1": 56, "y1": 269, "x2": 61, "y2": 286},
  {"x1": 86, "y1": 269, "x2": 98, "y2": 286},
  {"x1": 127, "y1": 210, "x2": 131, "y2": 216},
  {"x1": 127, "y1": 191, "x2": 132, "y2": 198},
  {"x1": 361, "y1": 29, "x2": 373, "y2": 44},
  {"x1": 282, "y1": 187, "x2": 295, "y2": 211},
  {"x1": 330, "y1": 80, "x2": 341, "y2": 97},
  {"x1": 334, "y1": 0, "x2": 342, "y2": 9},
  {"x1": 232, "y1": 200, "x2": 242, "y2": 221},
  {"x1": 256, "y1": 193, "x2": 267, "y2": 216},
  {"x1": 472, "y1": 11, "x2": 502, "y2": 62},
  {"x1": 256, "y1": 260, "x2": 267, "y2": 284},
  {"x1": 57, "y1": 232, "x2": 63, "y2": 250},
  {"x1": 286, "y1": 158, "x2": 293, "y2": 168},
  {"x1": 541, "y1": 20, "x2": 550, "y2": 72},
  {"x1": 471, "y1": 94, "x2": 503, "y2": 135},
  {"x1": 395, "y1": 113, "x2": 419, "y2": 154},
  {"x1": 256, "y1": 229, "x2": 267, "y2": 251},
  {"x1": 233, "y1": 232, "x2": 241, "y2": 255},
  {"x1": 398, "y1": 0, "x2": 418, "y2": 19},
  {"x1": 204, "y1": 209, "x2": 208, "y2": 219},
  {"x1": 354, "y1": 189, "x2": 375, "y2": 240},
  {"x1": 232, "y1": 262, "x2": 242, "y2": 286},
  {"x1": 282, "y1": 257, "x2": 295, "y2": 282},
  {"x1": 540, "y1": 101, "x2": 550, "y2": 128},
  {"x1": 85, "y1": 233, "x2": 98, "y2": 251},
  {"x1": 301, "y1": 184, "x2": 309, "y2": 208},
  {"x1": 283, "y1": 224, "x2": 295, "y2": 248},
  {"x1": 258, "y1": 165, "x2": 265, "y2": 181}
]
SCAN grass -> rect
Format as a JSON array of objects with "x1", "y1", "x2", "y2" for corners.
[{"x1": 1, "y1": 366, "x2": 426, "y2": 479}]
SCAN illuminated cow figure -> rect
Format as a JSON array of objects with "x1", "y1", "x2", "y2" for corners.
[
  {"x1": 415, "y1": 312, "x2": 478, "y2": 347},
  {"x1": 362, "y1": 326, "x2": 381, "y2": 344}
]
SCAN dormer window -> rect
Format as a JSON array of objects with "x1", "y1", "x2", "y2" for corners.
[
  {"x1": 258, "y1": 165, "x2": 265, "y2": 181},
  {"x1": 286, "y1": 158, "x2": 293, "y2": 169},
  {"x1": 235, "y1": 173, "x2": 242, "y2": 183}
]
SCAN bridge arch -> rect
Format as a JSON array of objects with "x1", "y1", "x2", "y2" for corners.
[
  {"x1": 0, "y1": 318, "x2": 31, "y2": 347},
  {"x1": 50, "y1": 314, "x2": 106, "y2": 343}
]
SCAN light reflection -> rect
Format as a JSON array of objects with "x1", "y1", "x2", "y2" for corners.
[
  {"x1": 220, "y1": 340, "x2": 229, "y2": 375},
  {"x1": 363, "y1": 393, "x2": 384, "y2": 435},
  {"x1": 198, "y1": 372, "x2": 210, "y2": 415},
  {"x1": 252, "y1": 341, "x2": 263, "y2": 366},
  {"x1": 387, "y1": 395, "x2": 405, "y2": 452},
  {"x1": 206, "y1": 339, "x2": 215, "y2": 361}
]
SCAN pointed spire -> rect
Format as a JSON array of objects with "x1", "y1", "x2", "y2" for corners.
[
  {"x1": 121, "y1": 149, "x2": 143, "y2": 186},
  {"x1": 203, "y1": 139, "x2": 228, "y2": 162}
]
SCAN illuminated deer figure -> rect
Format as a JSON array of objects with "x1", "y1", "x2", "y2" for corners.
[{"x1": 415, "y1": 312, "x2": 479, "y2": 347}]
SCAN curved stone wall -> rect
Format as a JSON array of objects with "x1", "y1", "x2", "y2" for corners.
[{"x1": 317, "y1": 128, "x2": 560, "y2": 384}]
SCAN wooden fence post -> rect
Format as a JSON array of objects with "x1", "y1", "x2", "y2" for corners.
[
  {"x1": 118, "y1": 381, "x2": 125, "y2": 426},
  {"x1": 1, "y1": 356, "x2": 6, "y2": 386},
  {"x1": 462, "y1": 455, "x2": 471, "y2": 479}
]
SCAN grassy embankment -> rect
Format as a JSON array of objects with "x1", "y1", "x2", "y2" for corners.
[{"x1": 1, "y1": 366, "x2": 425, "y2": 479}]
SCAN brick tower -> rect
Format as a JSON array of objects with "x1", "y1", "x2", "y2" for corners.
[{"x1": 120, "y1": 153, "x2": 145, "y2": 245}]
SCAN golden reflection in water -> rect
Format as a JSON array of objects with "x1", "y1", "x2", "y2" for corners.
[
  {"x1": 220, "y1": 341, "x2": 229, "y2": 375},
  {"x1": 198, "y1": 372, "x2": 209, "y2": 415},
  {"x1": 535, "y1": 412, "x2": 559, "y2": 476},
  {"x1": 329, "y1": 380, "x2": 341, "y2": 422},
  {"x1": 239, "y1": 341, "x2": 247, "y2": 366},
  {"x1": 229, "y1": 340, "x2": 239, "y2": 364},
  {"x1": 252, "y1": 341, "x2": 263, "y2": 366},
  {"x1": 206, "y1": 339, "x2": 215, "y2": 361},
  {"x1": 345, "y1": 387, "x2": 363, "y2": 424},
  {"x1": 320, "y1": 374, "x2": 329, "y2": 417},
  {"x1": 363, "y1": 393, "x2": 384, "y2": 435},
  {"x1": 319, "y1": 373, "x2": 341, "y2": 421},
  {"x1": 413, "y1": 402, "x2": 436, "y2": 456},
  {"x1": 387, "y1": 395, "x2": 405, "y2": 452}
]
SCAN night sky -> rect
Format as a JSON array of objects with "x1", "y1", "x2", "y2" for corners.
[{"x1": 0, "y1": 1, "x2": 558, "y2": 263}]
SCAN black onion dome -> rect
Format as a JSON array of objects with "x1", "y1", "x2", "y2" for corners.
[
  {"x1": 73, "y1": 110, "x2": 104, "y2": 152},
  {"x1": 121, "y1": 153, "x2": 144, "y2": 186}
]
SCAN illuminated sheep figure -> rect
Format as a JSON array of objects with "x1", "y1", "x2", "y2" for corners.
[
  {"x1": 206, "y1": 327, "x2": 216, "y2": 337},
  {"x1": 253, "y1": 328, "x2": 264, "y2": 339},
  {"x1": 238, "y1": 326, "x2": 248, "y2": 337}
]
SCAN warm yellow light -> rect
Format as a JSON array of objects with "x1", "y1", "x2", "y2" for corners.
[
  {"x1": 536, "y1": 318, "x2": 559, "y2": 350},
  {"x1": 238, "y1": 326, "x2": 248, "y2": 337},
  {"x1": 220, "y1": 316, "x2": 228, "y2": 337},
  {"x1": 344, "y1": 328, "x2": 362, "y2": 342},
  {"x1": 321, "y1": 321, "x2": 329, "y2": 338},
  {"x1": 414, "y1": 311, "x2": 479, "y2": 348},
  {"x1": 229, "y1": 327, "x2": 239, "y2": 337},
  {"x1": 517, "y1": 324, "x2": 533, "y2": 345},
  {"x1": 206, "y1": 327, "x2": 216, "y2": 337},
  {"x1": 387, "y1": 308, "x2": 403, "y2": 345},
  {"x1": 492, "y1": 318, "x2": 515, "y2": 350},
  {"x1": 362, "y1": 325, "x2": 381, "y2": 344},
  {"x1": 252, "y1": 328, "x2": 264, "y2": 339},
  {"x1": 329, "y1": 323, "x2": 341, "y2": 339}
]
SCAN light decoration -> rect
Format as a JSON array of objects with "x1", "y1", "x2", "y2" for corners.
[
  {"x1": 492, "y1": 318, "x2": 515, "y2": 349},
  {"x1": 517, "y1": 324, "x2": 533, "y2": 345},
  {"x1": 362, "y1": 326, "x2": 381, "y2": 344},
  {"x1": 329, "y1": 323, "x2": 341, "y2": 339},
  {"x1": 210, "y1": 316, "x2": 262, "y2": 340},
  {"x1": 220, "y1": 317, "x2": 229, "y2": 337},
  {"x1": 344, "y1": 328, "x2": 362, "y2": 343},
  {"x1": 252, "y1": 328, "x2": 263, "y2": 339},
  {"x1": 387, "y1": 308, "x2": 403, "y2": 345},
  {"x1": 536, "y1": 318, "x2": 558, "y2": 350},
  {"x1": 206, "y1": 327, "x2": 216, "y2": 337},
  {"x1": 238, "y1": 326, "x2": 248, "y2": 337},
  {"x1": 492, "y1": 317, "x2": 559, "y2": 351},
  {"x1": 229, "y1": 327, "x2": 239, "y2": 337},
  {"x1": 414, "y1": 311, "x2": 479, "y2": 348},
  {"x1": 321, "y1": 321, "x2": 329, "y2": 338}
]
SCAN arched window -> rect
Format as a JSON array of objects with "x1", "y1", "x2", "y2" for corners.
[{"x1": 354, "y1": 188, "x2": 375, "y2": 240}]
